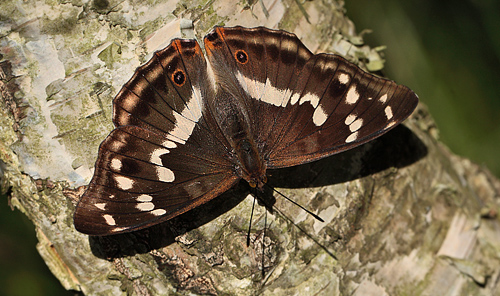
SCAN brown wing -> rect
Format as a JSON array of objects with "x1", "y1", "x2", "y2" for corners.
[
  {"x1": 204, "y1": 26, "x2": 418, "y2": 169},
  {"x1": 74, "y1": 39, "x2": 238, "y2": 235}
]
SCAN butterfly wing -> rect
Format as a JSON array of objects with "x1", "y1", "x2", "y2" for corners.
[
  {"x1": 74, "y1": 39, "x2": 238, "y2": 235},
  {"x1": 204, "y1": 26, "x2": 418, "y2": 169}
]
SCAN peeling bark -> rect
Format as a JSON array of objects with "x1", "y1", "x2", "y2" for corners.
[{"x1": 1, "y1": 0, "x2": 499, "y2": 295}]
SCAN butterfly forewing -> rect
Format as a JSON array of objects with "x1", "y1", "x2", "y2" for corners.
[
  {"x1": 204, "y1": 27, "x2": 312, "y2": 147},
  {"x1": 74, "y1": 39, "x2": 237, "y2": 235},
  {"x1": 267, "y1": 56, "x2": 418, "y2": 167},
  {"x1": 204, "y1": 26, "x2": 418, "y2": 169}
]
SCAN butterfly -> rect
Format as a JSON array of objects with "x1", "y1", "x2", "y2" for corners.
[{"x1": 74, "y1": 26, "x2": 418, "y2": 235}]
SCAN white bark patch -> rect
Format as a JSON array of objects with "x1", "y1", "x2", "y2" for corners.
[
  {"x1": 437, "y1": 213, "x2": 477, "y2": 259},
  {"x1": 95, "y1": 203, "x2": 106, "y2": 210}
]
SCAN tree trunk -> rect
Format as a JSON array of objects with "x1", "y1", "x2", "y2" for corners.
[{"x1": 1, "y1": 0, "x2": 499, "y2": 295}]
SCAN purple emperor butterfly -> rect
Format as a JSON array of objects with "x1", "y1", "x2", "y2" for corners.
[{"x1": 74, "y1": 26, "x2": 418, "y2": 235}]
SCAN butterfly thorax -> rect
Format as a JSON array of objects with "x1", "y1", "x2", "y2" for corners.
[
  {"x1": 233, "y1": 136, "x2": 267, "y2": 189},
  {"x1": 211, "y1": 89, "x2": 267, "y2": 189}
]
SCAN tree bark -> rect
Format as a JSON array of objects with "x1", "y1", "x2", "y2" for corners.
[{"x1": 1, "y1": 0, "x2": 499, "y2": 295}]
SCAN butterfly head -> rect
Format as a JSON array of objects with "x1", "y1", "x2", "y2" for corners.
[{"x1": 232, "y1": 137, "x2": 268, "y2": 190}]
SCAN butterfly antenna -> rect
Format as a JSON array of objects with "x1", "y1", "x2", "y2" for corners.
[
  {"x1": 261, "y1": 210, "x2": 267, "y2": 277},
  {"x1": 247, "y1": 196, "x2": 257, "y2": 247},
  {"x1": 269, "y1": 200, "x2": 338, "y2": 260},
  {"x1": 265, "y1": 184, "x2": 324, "y2": 222}
]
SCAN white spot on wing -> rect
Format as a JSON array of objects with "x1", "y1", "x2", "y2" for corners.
[
  {"x1": 345, "y1": 131, "x2": 359, "y2": 143},
  {"x1": 137, "y1": 202, "x2": 155, "y2": 211},
  {"x1": 385, "y1": 106, "x2": 393, "y2": 120},
  {"x1": 281, "y1": 88, "x2": 293, "y2": 107},
  {"x1": 349, "y1": 118, "x2": 363, "y2": 132},
  {"x1": 137, "y1": 194, "x2": 153, "y2": 202},
  {"x1": 206, "y1": 58, "x2": 217, "y2": 89},
  {"x1": 151, "y1": 209, "x2": 166, "y2": 216},
  {"x1": 262, "y1": 77, "x2": 287, "y2": 106},
  {"x1": 313, "y1": 106, "x2": 328, "y2": 126},
  {"x1": 95, "y1": 203, "x2": 106, "y2": 210},
  {"x1": 338, "y1": 73, "x2": 350, "y2": 84},
  {"x1": 186, "y1": 86, "x2": 203, "y2": 121},
  {"x1": 290, "y1": 93, "x2": 300, "y2": 105},
  {"x1": 166, "y1": 134, "x2": 185, "y2": 145},
  {"x1": 168, "y1": 87, "x2": 204, "y2": 144},
  {"x1": 115, "y1": 176, "x2": 134, "y2": 190},
  {"x1": 385, "y1": 121, "x2": 396, "y2": 130},
  {"x1": 169, "y1": 116, "x2": 193, "y2": 141},
  {"x1": 379, "y1": 94, "x2": 388, "y2": 103},
  {"x1": 103, "y1": 214, "x2": 116, "y2": 226},
  {"x1": 345, "y1": 114, "x2": 357, "y2": 125},
  {"x1": 163, "y1": 141, "x2": 177, "y2": 149},
  {"x1": 235, "y1": 72, "x2": 286, "y2": 107},
  {"x1": 110, "y1": 140, "x2": 126, "y2": 151},
  {"x1": 111, "y1": 158, "x2": 122, "y2": 171},
  {"x1": 156, "y1": 166, "x2": 175, "y2": 182},
  {"x1": 150, "y1": 148, "x2": 169, "y2": 166},
  {"x1": 345, "y1": 86, "x2": 359, "y2": 105},
  {"x1": 299, "y1": 93, "x2": 320, "y2": 108}
]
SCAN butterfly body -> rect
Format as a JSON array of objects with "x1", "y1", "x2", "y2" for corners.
[{"x1": 74, "y1": 26, "x2": 418, "y2": 235}]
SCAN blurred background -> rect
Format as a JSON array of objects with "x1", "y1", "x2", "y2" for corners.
[
  {"x1": 1, "y1": 0, "x2": 499, "y2": 294},
  {"x1": 345, "y1": 0, "x2": 500, "y2": 177}
]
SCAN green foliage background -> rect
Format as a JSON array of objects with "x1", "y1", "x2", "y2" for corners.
[{"x1": 346, "y1": 0, "x2": 500, "y2": 177}]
